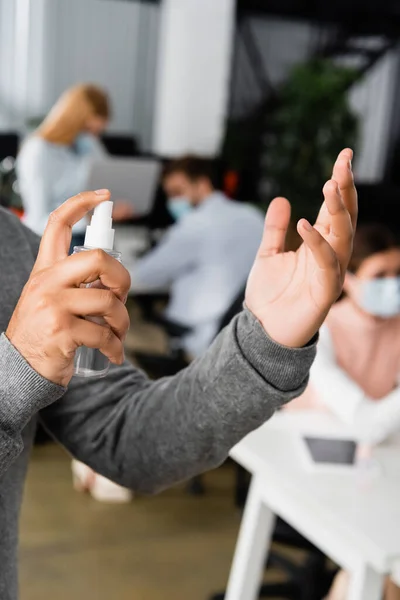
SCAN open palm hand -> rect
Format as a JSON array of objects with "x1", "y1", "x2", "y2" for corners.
[{"x1": 246, "y1": 149, "x2": 357, "y2": 348}]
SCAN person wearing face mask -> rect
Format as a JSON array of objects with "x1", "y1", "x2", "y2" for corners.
[
  {"x1": 17, "y1": 84, "x2": 133, "y2": 250},
  {"x1": 290, "y1": 223, "x2": 400, "y2": 444},
  {"x1": 286, "y1": 223, "x2": 400, "y2": 600},
  {"x1": 131, "y1": 155, "x2": 265, "y2": 357}
]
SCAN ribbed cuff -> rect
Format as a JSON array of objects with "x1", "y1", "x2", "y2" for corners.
[
  {"x1": 0, "y1": 334, "x2": 66, "y2": 433},
  {"x1": 236, "y1": 309, "x2": 318, "y2": 392}
]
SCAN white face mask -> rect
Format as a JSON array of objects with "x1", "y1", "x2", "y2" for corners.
[{"x1": 359, "y1": 277, "x2": 400, "y2": 318}]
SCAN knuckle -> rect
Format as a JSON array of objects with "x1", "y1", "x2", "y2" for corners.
[
  {"x1": 100, "y1": 289, "x2": 117, "y2": 311},
  {"x1": 44, "y1": 307, "x2": 64, "y2": 337},
  {"x1": 91, "y1": 248, "x2": 107, "y2": 265},
  {"x1": 28, "y1": 272, "x2": 45, "y2": 290},
  {"x1": 47, "y1": 209, "x2": 61, "y2": 225},
  {"x1": 102, "y1": 326, "x2": 115, "y2": 346},
  {"x1": 35, "y1": 293, "x2": 51, "y2": 312}
]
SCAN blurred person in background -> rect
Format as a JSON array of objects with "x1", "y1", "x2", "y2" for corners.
[
  {"x1": 290, "y1": 224, "x2": 400, "y2": 444},
  {"x1": 131, "y1": 155, "x2": 265, "y2": 358},
  {"x1": 17, "y1": 84, "x2": 133, "y2": 250},
  {"x1": 288, "y1": 223, "x2": 400, "y2": 600}
]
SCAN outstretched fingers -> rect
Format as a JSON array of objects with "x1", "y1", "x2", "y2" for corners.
[
  {"x1": 297, "y1": 219, "x2": 339, "y2": 275},
  {"x1": 332, "y1": 148, "x2": 358, "y2": 229},
  {"x1": 320, "y1": 179, "x2": 353, "y2": 274},
  {"x1": 258, "y1": 197, "x2": 291, "y2": 257}
]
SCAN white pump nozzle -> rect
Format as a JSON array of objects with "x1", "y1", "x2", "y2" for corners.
[{"x1": 84, "y1": 201, "x2": 115, "y2": 251}]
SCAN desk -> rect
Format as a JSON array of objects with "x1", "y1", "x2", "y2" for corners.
[
  {"x1": 114, "y1": 225, "x2": 169, "y2": 295},
  {"x1": 114, "y1": 224, "x2": 150, "y2": 260},
  {"x1": 225, "y1": 412, "x2": 400, "y2": 600}
]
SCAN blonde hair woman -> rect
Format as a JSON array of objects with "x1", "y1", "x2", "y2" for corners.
[
  {"x1": 19, "y1": 85, "x2": 135, "y2": 502},
  {"x1": 18, "y1": 84, "x2": 126, "y2": 249},
  {"x1": 38, "y1": 84, "x2": 110, "y2": 146}
]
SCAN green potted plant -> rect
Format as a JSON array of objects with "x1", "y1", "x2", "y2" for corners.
[{"x1": 262, "y1": 59, "x2": 359, "y2": 222}]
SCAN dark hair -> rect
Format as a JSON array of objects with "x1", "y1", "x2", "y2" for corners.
[
  {"x1": 163, "y1": 155, "x2": 217, "y2": 187},
  {"x1": 348, "y1": 224, "x2": 399, "y2": 273}
]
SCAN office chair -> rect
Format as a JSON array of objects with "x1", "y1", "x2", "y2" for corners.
[
  {"x1": 132, "y1": 313, "x2": 191, "y2": 379},
  {"x1": 257, "y1": 518, "x2": 337, "y2": 600},
  {"x1": 133, "y1": 288, "x2": 247, "y2": 495},
  {"x1": 210, "y1": 491, "x2": 337, "y2": 600},
  {"x1": 134, "y1": 287, "x2": 246, "y2": 380},
  {"x1": 210, "y1": 529, "x2": 336, "y2": 600},
  {"x1": 210, "y1": 518, "x2": 337, "y2": 600}
]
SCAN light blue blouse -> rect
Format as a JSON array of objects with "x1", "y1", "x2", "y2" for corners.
[{"x1": 17, "y1": 134, "x2": 105, "y2": 235}]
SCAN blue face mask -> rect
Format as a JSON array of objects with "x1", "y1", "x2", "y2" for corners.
[
  {"x1": 74, "y1": 133, "x2": 97, "y2": 155},
  {"x1": 359, "y1": 277, "x2": 400, "y2": 318},
  {"x1": 167, "y1": 196, "x2": 192, "y2": 221}
]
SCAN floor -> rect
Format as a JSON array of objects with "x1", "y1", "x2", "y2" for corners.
[{"x1": 20, "y1": 446, "x2": 257, "y2": 600}]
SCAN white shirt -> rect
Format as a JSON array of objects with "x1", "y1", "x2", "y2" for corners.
[
  {"x1": 310, "y1": 325, "x2": 400, "y2": 444},
  {"x1": 17, "y1": 135, "x2": 105, "y2": 235},
  {"x1": 133, "y1": 192, "x2": 264, "y2": 356}
]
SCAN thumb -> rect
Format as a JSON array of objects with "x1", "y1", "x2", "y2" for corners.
[
  {"x1": 34, "y1": 190, "x2": 111, "y2": 272},
  {"x1": 258, "y1": 197, "x2": 291, "y2": 257}
]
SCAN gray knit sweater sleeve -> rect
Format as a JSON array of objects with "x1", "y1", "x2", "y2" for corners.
[
  {"x1": 39, "y1": 310, "x2": 316, "y2": 493},
  {"x1": 0, "y1": 214, "x2": 65, "y2": 476},
  {"x1": 0, "y1": 335, "x2": 65, "y2": 474},
  {"x1": 0, "y1": 208, "x2": 317, "y2": 486}
]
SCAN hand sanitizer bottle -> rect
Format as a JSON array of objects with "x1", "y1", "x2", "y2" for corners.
[{"x1": 73, "y1": 201, "x2": 122, "y2": 378}]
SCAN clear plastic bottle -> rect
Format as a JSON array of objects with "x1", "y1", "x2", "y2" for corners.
[{"x1": 73, "y1": 201, "x2": 122, "y2": 379}]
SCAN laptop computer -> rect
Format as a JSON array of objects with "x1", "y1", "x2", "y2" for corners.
[{"x1": 88, "y1": 156, "x2": 161, "y2": 217}]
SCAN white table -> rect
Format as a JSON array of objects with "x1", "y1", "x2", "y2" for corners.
[
  {"x1": 225, "y1": 411, "x2": 400, "y2": 600},
  {"x1": 114, "y1": 224, "x2": 150, "y2": 261}
]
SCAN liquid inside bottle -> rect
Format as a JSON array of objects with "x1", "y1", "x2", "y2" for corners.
[
  {"x1": 73, "y1": 246, "x2": 122, "y2": 378},
  {"x1": 72, "y1": 200, "x2": 122, "y2": 379}
]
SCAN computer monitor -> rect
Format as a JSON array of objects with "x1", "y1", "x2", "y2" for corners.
[{"x1": 88, "y1": 156, "x2": 161, "y2": 217}]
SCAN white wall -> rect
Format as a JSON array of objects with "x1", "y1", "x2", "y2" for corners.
[
  {"x1": 0, "y1": 0, "x2": 48, "y2": 125},
  {"x1": 0, "y1": 0, "x2": 160, "y2": 146},
  {"x1": 44, "y1": 0, "x2": 148, "y2": 136},
  {"x1": 0, "y1": 0, "x2": 18, "y2": 127},
  {"x1": 152, "y1": 0, "x2": 236, "y2": 157},
  {"x1": 349, "y1": 50, "x2": 400, "y2": 182}
]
